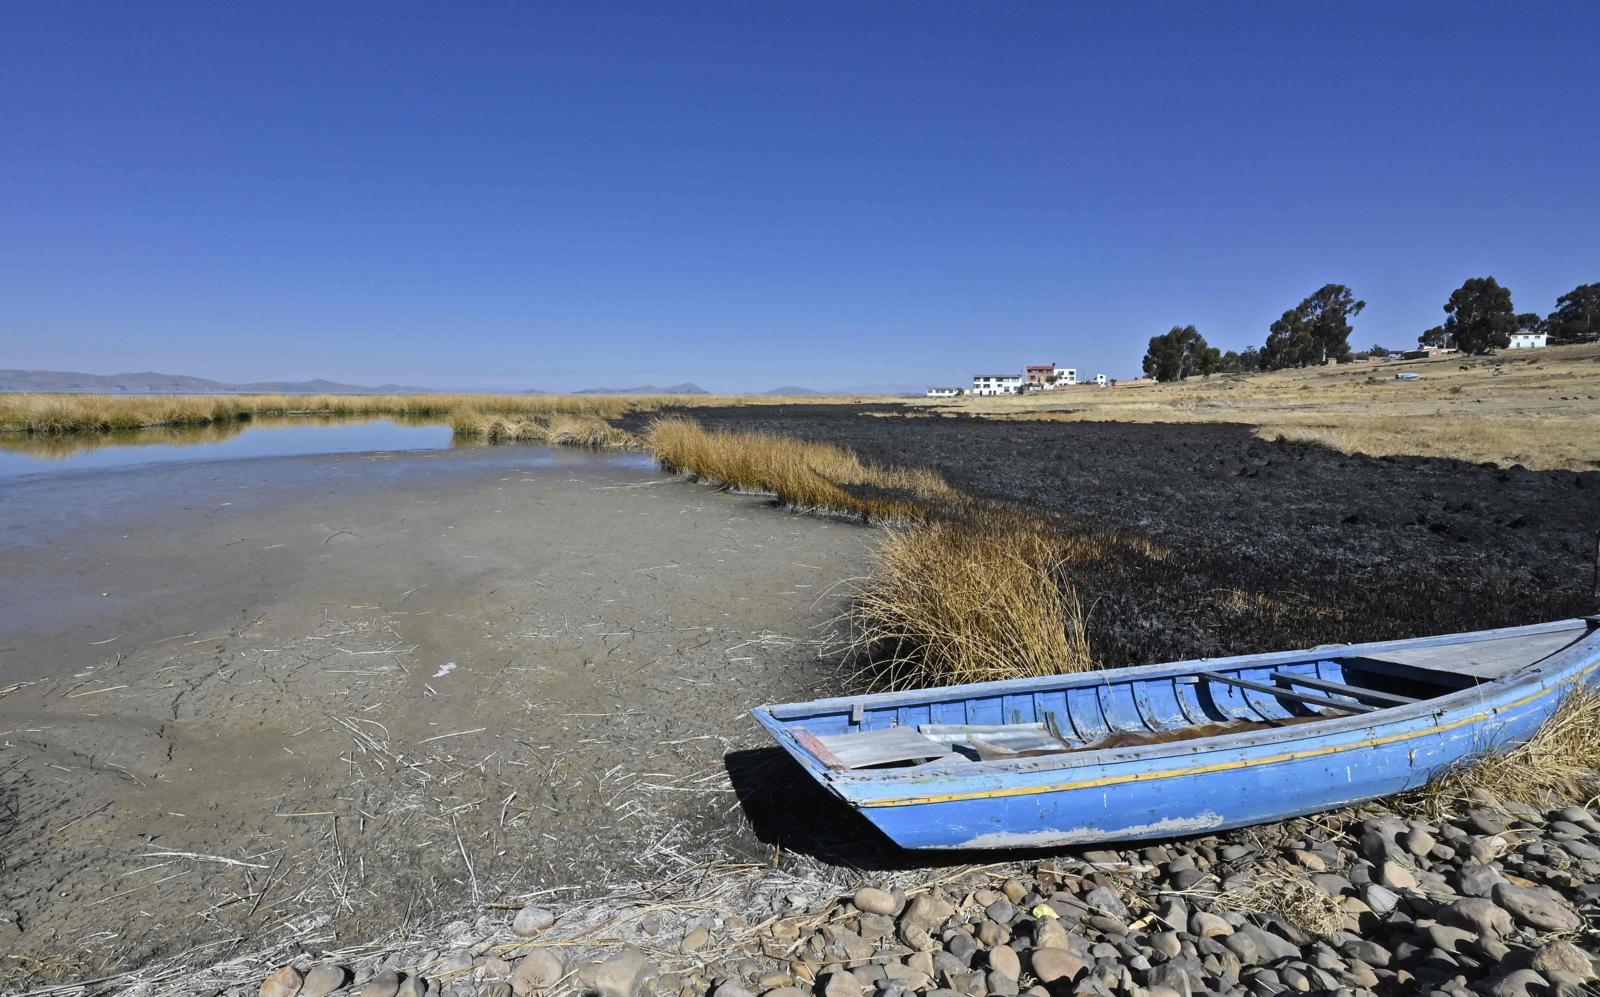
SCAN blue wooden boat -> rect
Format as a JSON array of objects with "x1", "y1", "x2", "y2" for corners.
[{"x1": 752, "y1": 617, "x2": 1600, "y2": 849}]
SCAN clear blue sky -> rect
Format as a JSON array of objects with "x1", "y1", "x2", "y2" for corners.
[{"x1": 3, "y1": 3, "x2": 1596, "y2": 392}]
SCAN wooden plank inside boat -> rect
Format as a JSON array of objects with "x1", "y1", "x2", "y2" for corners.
[
  {"x1": 1351, "y1": 628, "x2": 1587, "y2": 681},
  {"x1": 808, "y1": 727, "x2": 953, "y2": 769},
  {"x1": 1198, "y1": 671, "x2": 1376, "y2": 714},
  {"x1": 1271, "y1": 672, "x2": 1420, "y2": 706}
]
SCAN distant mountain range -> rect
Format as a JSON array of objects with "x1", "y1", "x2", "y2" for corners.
[
  {"x1": 0, "y1": 369, "x2": 917, "y2": 397},
  {"x1": 568, "y1": 383, "x2": 709, "y2": 395},
  {"x1": 0, "y1": 369, "x2": 431, "y2": 394}
]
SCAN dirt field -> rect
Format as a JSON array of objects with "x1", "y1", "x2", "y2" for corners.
[
  {"x1": 624, "y1": 405, "x2": 1600, "y2": 669},
  {"x1": 0, "y1": 446, "x2": 871, "y2": 980}
]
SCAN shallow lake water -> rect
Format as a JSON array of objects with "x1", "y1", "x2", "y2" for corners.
[{"x1": 0, "y1": 417, "x2": 653, "y2": 477}]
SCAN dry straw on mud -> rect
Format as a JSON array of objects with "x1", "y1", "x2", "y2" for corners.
[
  {"x1": 1415, "y1": 684, "x2": 1600, "y2": 818},
  {"x1": 642, "y1": 416, "x2": 952, "y2": 521},
  {"x1": 844, "y1": 516, "x2": 1095, "y2": 689},
  {"x1": 1212, "y1": 867, "x2": 1343, "y2": 938}
]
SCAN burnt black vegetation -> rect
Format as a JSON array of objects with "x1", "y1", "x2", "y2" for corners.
[{"x1": 621, "y1": 405, "x2": 1600, "y2": 670}]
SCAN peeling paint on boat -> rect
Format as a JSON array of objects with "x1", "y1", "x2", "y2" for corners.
[{"x1": 958, "y1": 812, "x2": 1225, "y2": 850}]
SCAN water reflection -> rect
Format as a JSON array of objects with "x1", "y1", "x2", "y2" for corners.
[{"x1": 0, "y1": 416, "x2": 459, "y2": 477}]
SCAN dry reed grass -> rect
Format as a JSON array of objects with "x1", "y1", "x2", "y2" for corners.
[
  {"x1": 0, "y1": 392, "x2": 645, "y2": 434},
  {"x1": 0, "y1": 391, "x2": 881, "y2": 437},
  {"x1": 843, "y1": 516, "x2": 1096, "y2": 688},
  {"x1": 1212, "y1": 866, "x2": 1343, "y2": 938},
  {"x1": 1413, "y1": 684, "x2": 1600, "y2": 818},
  {"x1": 449, "y1": 409, "x2": 636, "y2": 448},
  {"x1": 642, "y1": 416, "x2": 954, "y2": 521}
]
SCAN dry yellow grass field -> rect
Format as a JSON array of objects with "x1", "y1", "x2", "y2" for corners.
[{"x1": 925, "y1": 343, "x2": 1600, "y2": 470}]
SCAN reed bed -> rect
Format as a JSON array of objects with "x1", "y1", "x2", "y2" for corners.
[
  {"x1": 0, "y1": 392, "x2": 659, "y2": 435},
  {"x1": 449, "y1": 409, "x2": 636, "y2": 448},
  {"x1": 1414, "y1": 684, "x2": 1600, "y2": 817},
  {"x1": 642, "y1": 416, "x2": 954, "y2": 521},
  {"x1": 842, "y1": 516, "x2": 1095, "y2": 689}
]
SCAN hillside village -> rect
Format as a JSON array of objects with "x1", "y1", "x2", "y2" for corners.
[
  {"x1": 926, "y1": 363, "x2": 1131, "y2": 398},
  {"x1": 930, "y1": 329, "x2": 1560, "y2": 399}
]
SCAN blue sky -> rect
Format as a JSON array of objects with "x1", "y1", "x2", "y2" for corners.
[{"x1": 3, "y1": 2, "x2": 1596, "y2": 392}]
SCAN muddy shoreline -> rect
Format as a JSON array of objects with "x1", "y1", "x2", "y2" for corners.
[{"x1": 0, "y1": 446, "x2": 873, "y2": 980}]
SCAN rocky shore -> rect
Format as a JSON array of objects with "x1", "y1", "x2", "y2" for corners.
[{"x1": 229, "y1": 790, "x2": 1599, "y2": 997}]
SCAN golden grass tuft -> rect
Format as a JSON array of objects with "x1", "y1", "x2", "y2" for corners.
[
  {"x1": 843, "y1": 516, "x2": 1095, "y2": 688},
  {"x1": 1414, "y1": 684, "x2": 1600, "y2": 818},
  {"x1": 642, "y1": 416, "x2": 953, "y2": 520}
]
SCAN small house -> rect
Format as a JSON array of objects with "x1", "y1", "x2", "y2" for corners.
[
  {"x1": 971, "y1": 374, "x2": 1023, "y2": 396},
  {"x1": 925, "y1": 386, "x2": 963, "y2": 398},
  {"x1": 1508, "y1": 331, "x2": 1548, "y2": 350},
  {"x1": 1024, "y1": 364, "x2": 1057, "y2": 387}
]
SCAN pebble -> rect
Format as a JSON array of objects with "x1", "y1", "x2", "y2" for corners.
[
  {"x1": 680, "y1": 927, "x2": 712, "y2": 954},
  {"x1": 359, "y1": 970, "x2": 403, "y2": 997},
  {"x1": 578, "y1": 949, "x2": 655, "y2": 997},
  {"x1": 512, "y1": 907, "x2": 556, "y2": 937},
  {"x1": 1081, "y1": 886, "x2": 1127, "y2": 919},
  {"x1": 1480, "y1": 968, "x2": 1549, "y2": 997},
  {"x1": 854, "y1": 888, "x2": 901, "y2": 917},
  {"x1": 1026, "y1": 949, "x2": 1084, "y2": 985},
  {"x1": 1376, "y1": 859, "x2": 1418, "y2": 890},
  {"x1": 1403, "y1": 827, "x2": 1437, "y2": 857},
  {"x1": 300, "y1": 966, "x2": 348, "y2": 997},
  {"x1": 987, "y1": 945, "x2": 1021, "y2": 980},
  {"x1": 394, "y1": 975, "x2": 426, "y2": 997},
  {"x1": 1443, "y1": 896, "x2": 1513, "y2": 937},
  {"x1": 1188, "y1": 912, "x2": 1232, "y2": 938},
  {"x1": 821, "y1": 970, "x2": 864, "y2": 997},
  {"x1": 1362, "y1": 883, "x2": 1400, "y2": 915},
  {"x1": 1530, "y1": 940, "x2": 1595, "y2": 980},
  {"x1": 1492, "y1": 881, "x2": 1583, "y2": 932},
  {"x1": 260, "y1": 966, "x2": 304, "y2": 997},
  {"x1": 1455, "y1": 863, "x2": 1504, "y2": 897},
  {"x1": 510, "y1": 952, "x2": 565, "y2": 994}
]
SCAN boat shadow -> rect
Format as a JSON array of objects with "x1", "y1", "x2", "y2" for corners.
[{"x1": 724, "y1": 747, "x2": 1070, "y2": 871}]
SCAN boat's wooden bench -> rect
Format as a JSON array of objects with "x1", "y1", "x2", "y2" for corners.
[
  {"x1": 795, "y1": 727, "x2": 952, "y2": 770},
  {"x1": 1271, "y1": 672, "x2": 1419, "y2": 707},
  {"x1": 1197, "y1": 671, "x2": 1377, "y2": 714},
  {"x1": 1347, "y1": 629, "x2": 1588, "y2": 683}
]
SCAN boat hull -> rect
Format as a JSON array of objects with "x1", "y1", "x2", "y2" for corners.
[{"x1": 753, "y1": 619, "x2": 1600, "y2": 850}]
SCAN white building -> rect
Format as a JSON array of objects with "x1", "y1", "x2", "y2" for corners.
[
  {"x1": 925, "y1": 386, "x2": 963, "y2": 398},
  {"x1": 1508, "y1": 331, "x2": 1548, "y2": 350},
  {"x1": 971, "y1": 374, "x2": 1023, "y2": 396},
  {"x1": 1049, "y1": 366, "x2": 1077, "y2": 388},
  {"x1": 1092, "y1": 373, "x2": 1108, "y2": 387}
]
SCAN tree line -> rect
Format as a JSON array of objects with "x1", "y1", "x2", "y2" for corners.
[{"x1": 1141, "y1": 278, "x2": 1599, "y2": 382}]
